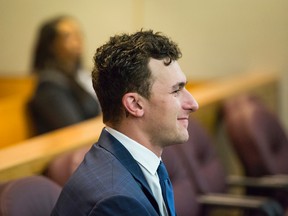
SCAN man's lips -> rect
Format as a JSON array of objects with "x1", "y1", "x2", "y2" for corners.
[
  {"x1": 178, "y1": 117, "x2": 189, "y2": 127},
  {"x1": 177, "y1": 117, "x2": 189, "y2": 121}
]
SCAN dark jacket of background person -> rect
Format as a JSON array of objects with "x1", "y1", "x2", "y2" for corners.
[{"x1": 29, "y1": 15, "x2": 101, "y2": 134}]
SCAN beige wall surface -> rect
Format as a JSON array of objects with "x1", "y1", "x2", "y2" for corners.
[
  {"x1": 0, "y1": 0, "x2": 287, "y2": 128},
  {"x1": 0, "y1": 0, "x2": 140, "y2": 75},
  {"x1": 144, "y1": 1, "x2": 288, "y2": 77}
]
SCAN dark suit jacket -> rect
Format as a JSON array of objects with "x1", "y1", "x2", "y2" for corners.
[
  {"x1": 51, "y1": 129, "x2": 160, "y2": 216},
  {"x1": 29, "y1": 69, "x2": 101, "y2": 134}
]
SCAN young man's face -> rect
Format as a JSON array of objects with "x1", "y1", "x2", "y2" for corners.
[{"x1": 142, "y1": 58, "x2": 199, "y2": 148}]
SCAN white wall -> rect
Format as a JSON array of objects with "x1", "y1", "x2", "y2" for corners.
[{"x1": 0, "y1": 0, "x2": 287, "y2": 128}]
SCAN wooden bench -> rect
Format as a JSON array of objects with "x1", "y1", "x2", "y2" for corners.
[
  {"x1": 0, "y1": 72, "x2": 280, "y2": 181},
  {"x1": 0, "y1": 75, "x2": 36, "y2": 98},
  {"x1": 0, "y1": 75, "x2": 37, "y2": 148}
]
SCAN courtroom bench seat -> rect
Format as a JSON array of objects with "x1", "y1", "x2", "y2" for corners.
[
  {"x1": 0, "y1": 75, "x2": 36, "y2": 98},
  {"x1": 0, "y1": 75, "x2": 37, "y2": 148}
]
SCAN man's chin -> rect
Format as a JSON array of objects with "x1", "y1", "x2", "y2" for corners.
[
  {"x1": 182, "y1": 130, "x2": 189, "y2": 141},
  {"x1": 176, "y1": 132, "x2": 189, "y2": 145}
]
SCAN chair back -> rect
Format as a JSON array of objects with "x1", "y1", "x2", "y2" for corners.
[
  {"x1": 162, "y1": 117, "x2": 227, "y2": 216},
  {"x1": 45, "y1": 146, "x2": 90, "y2": 186},
  {"x1": 223, "y1": 94, "x2": 288, "y2": 177},
  {"x1": 0, "y1": 175, "x2": 61, "y2": 216},
  {"x1": 163, "y1": 143, "x2": 200, "y2": 216}
]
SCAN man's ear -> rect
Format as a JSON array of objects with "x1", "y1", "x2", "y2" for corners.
[{"x1": 122, "y1": 93, "x2": 144, "y2": 117}]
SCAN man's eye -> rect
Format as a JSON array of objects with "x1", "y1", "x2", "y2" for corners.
[{"x1": 172, "y1": 89, "x2": 181, "y2": 96}]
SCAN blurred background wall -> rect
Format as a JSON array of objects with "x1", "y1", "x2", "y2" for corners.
[{"x1": 0, "y1": 0, "x2": 287, "y2": 128}]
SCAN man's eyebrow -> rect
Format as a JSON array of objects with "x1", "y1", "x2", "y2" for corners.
[{"x1": 171, "y1": 81, "x2": 187, "y2": 90}]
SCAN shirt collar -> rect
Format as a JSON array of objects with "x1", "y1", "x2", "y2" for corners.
[{"x1": 105, "y1": 127, "x2": 160, "y2": 175}]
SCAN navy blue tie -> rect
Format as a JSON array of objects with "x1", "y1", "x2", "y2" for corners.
[{"x1": 157, "y1": 161, "x2": 176, "y2": 216}]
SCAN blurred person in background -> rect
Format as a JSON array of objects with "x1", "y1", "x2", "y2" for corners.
[{"x1": 29, "y1": 15, "x2": 101, "y2": 134}]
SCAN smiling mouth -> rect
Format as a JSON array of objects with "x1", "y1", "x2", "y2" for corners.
[
  {"x1": 178, "y1": 117, "x2": 189, "y2": 121},
  {"x1": 178, "y1": 117, "x2": 189, "y2": 127}
]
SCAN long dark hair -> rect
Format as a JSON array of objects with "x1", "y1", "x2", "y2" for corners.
[{"x1": 32, "y1": 15, "x2": 71, "y2": 73}]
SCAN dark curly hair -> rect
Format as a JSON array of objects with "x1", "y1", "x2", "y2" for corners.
[{"x1": 92, "y1": 30, "x2": 182, "y2": 124}]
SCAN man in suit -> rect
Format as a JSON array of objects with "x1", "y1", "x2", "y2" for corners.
[{"x1": 51, "y1": 29, "x2": 199, "y2": 216}]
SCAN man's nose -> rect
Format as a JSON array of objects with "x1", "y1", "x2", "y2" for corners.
[{"x1": 184, "y1": 89, "x2": 199, "y2": 112}]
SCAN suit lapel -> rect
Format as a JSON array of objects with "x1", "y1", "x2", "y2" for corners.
[{"x1": 97, "y1": 129, "x2": 160, "y2": 214}]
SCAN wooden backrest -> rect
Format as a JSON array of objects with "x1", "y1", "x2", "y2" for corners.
[
  {"x1": 0, "y1": 96, "x2": 36, "y2": 148},
  {"x1": 0, "y1": 75, "x2": 37, "y2": 147},
  {"x1": 0, "y1": 75, "x2": 36, "y2": 98},
  {"x1": 0, "y1": 116, "x2": 104, "y2": 181}
]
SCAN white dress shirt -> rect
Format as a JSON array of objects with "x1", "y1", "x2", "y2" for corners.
[{"x1": 105, "y1": 127, "x2": 169, "y2": 216}]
